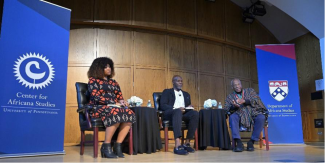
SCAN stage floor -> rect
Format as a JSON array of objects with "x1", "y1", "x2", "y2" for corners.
[{"x1": 0, "y1": 142, "x2": 323, "y2": 162}]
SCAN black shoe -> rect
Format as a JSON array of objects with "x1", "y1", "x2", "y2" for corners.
[
  {"x1": 174, "y1": 145, "x2": 189, "y2": 155},
  {"x1": 234, "y1": 143, "x2": 244, "y2": 152},
  {"x1": 113, "y1": 142, "x2": 125, "y2": 158},
  {"x1": 233, "y1": 139, "x2": 244, "y2": 152},
  {"x1": 101, "y1": 143, "x2": 118, "y2": 158},
  {"x1": 183, "y1": 143, "x2": 195, "y2": 153},
  {"x1": 247, "y1": 140, "x2": 255, "y2": 151}
]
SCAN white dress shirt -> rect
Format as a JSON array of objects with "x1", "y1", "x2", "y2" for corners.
[{"x1": 173, "y1": 89, "x2": 185, "y2": 109}]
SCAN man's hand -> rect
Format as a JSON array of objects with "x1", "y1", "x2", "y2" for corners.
[
  {"x1": 236, "y1": 98, "x2": 245, "y2": 105},
  {"x1": 232, "y1": 100, "x2": 240, "y2": 108},
  {"x1": 179, "y1": 107, "x2": 186, "y2": 113}
]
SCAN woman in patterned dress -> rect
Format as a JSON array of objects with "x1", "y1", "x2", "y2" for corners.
[{"x1": 87, "y1": 57, "x2": 136, "y2": 158}]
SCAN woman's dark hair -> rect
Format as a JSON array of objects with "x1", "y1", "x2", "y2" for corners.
[{"x1": 87, "y1": 57, "x2": 115, "y2": 79}]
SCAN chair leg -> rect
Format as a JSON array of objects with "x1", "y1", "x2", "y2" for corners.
[
  {"x1": 129, "y1": 126, "x2": 133, "y2": 155},
  {"x1": 264, "y1": 126, "x2": 269, "y2": 151},
  {"x1": 195, "y1": 129, "x2": 198, "y2": 151},
  {"x1": 80, "y1": 130, "x2": 85, "y2": 155},
  {"x1": 93, "y1": 127, "x2": 99, "y2": 158},
  {"x1": 259, "y1": 132, "x2": 263, "y2": 148},
  {"x1": 181, "y1": 130, "x2": 185, "y2": 145},
  {"x1": 164, "y1": 127, "x2": 168, "y2": 152}
]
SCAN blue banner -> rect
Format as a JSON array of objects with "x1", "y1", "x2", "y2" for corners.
[
  {"x1": 0, "y1": 0, "x2": 70, "y2": 157},
  {"x1": 256, "y1": 44, "x2": 304, "y2": 144}
]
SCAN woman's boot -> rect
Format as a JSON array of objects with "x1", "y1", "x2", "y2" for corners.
[
  {"x1": 113, "y1": 142, "x2": 125, "y2": 158},
  {"x1": 101, "y1": 143, "x2": 117, "y2": 158}
]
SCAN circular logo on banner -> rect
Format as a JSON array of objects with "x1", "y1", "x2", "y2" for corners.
[{"x1": 13, "y1": 53, "x2": 55, "y2": 89}]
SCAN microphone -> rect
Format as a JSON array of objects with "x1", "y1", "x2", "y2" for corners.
[{"x1": 179, "y1": 94, "x2": 181, "y2": 96}]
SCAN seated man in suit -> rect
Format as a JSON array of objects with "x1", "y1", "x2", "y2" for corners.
[
  {"x1": 160, "y1": 75, "x2": 199, "y2": 155},
  {"x1": 225, "y1": 78, "x2": 268, "y2": 152}
]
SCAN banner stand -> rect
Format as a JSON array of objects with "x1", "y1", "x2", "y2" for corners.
[
  {"x1": 0, "y1": 0, "x2": 70, "y2": 157},
  {"x1": 256, "y1": 44, "x2": 304, "y2": 145}
]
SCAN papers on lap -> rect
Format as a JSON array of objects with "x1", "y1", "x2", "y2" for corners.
[
  {"x1": 107, "y1": 104, "x2": 121, "y2": 108},
  {"x1": 173, "y1": 106, "x2": 194, "y2": 109}
]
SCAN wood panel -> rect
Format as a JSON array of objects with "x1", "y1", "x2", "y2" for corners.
[
  {"x1": 249, "y1": 53, "x2": 258, "y2": 81},
  {"x1": 64, "y1": 67, "x2": 90, "y2": 144},
  {"x1": 288, "y1": 33, "x2": 324, "y2": 112},
  {"x1": 197, "y1": 40, "x2": 224, "y2": 74},
  {"x1": 251, "y1": 82, "x2": 259, "y2": 94},
  {"x1": 134, "y1": 68, "x2": 166, "y2": 106},
  {"x1": 49, "y1": 0, "x2": 94, "y2": 21},
  {"x1": 168, "y1": 71, "x2": 198, "y2": 108},
  {"x1": 167, "y1": 0, "x2": 196, "y2": 34},
  {"x1": 94, "y1": 0, "x2": 132, "y2": 24},
  {"x1": 225, "y1": 0, "x2": 250, "y2": 48},
  {"x1": 301, "y1": 111, "x2": 308, "y2": 141},
  {"x1": 134, "y1": 31, "x2": 166, "y2": 67},
  {"x1": 133, "y1": 0, "x2": 166, "y2": 29},
  {"x1": 302, "y1": 111, "x2": 324, "y2": 142},
  {"x1": 225, "y1": 47, "x2": 250, "y2": 78},
  {"x1": 64, "y1": 105, "x2": 81, "y2": 144},
  {"x1": 315, "y1": 98, "x2": 324, "y2": 113},
  {"x1": 168, "y1": 35, "x2": 196, "y2": 70},
  {"x1": 226, "y1": 78, "x2": 250, "y2": 95},
  {"x1": 199, "y1": 74, "x2": 225, "y2": 108},
  {"x1": 68, "y1": 28, "x2": 96, "y2": 66},
  {"x1": 197, "y1": 0, "x2": 225, "y2": 40},
  {"x1": 66, "y1": 67, "x2": 89, "y2": 106},
  {"x1": 251, "y1": 21, "x2": 279, "y2": 49},
  {"x1": 113, "y1": 67, "x2": 133, "y2": 101},
  {"x1": 97, "y1": 28, "x2": 133, "y2": 65}
]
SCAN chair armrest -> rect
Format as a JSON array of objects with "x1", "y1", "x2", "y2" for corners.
[
  {"x1": 77, "y1": 105, "x2": 104, "y2": 129},
  {"x1": 156, "y1": 110, "x2": 164, "y2": 129},
  {"x1": 263, "y1": 112, "x2": 269, "y2": 127},
  {"x1": 76, "y1": 105, "x2": 93, "y2": 113},
  {"x1": 85, "y1": 110, "x2": 92, "y2": 129},
  {"x1": 156, "y1": 110, "x2": 164, "y2": 119},
  {"x1": 157, "y1": 110, "x2": 164, "y2": 115}
]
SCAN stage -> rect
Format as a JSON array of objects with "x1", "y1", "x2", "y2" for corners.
[{"x1": 0, "y1": 142, "x2": 323, "y2": 162}]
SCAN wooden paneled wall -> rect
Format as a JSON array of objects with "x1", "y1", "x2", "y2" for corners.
[
  {"x1": 50, "y1": 0, "x2": 280, "y2": 144},
  {"x1": 288, "y1": 33, "x2": 324, "y2": 142}
]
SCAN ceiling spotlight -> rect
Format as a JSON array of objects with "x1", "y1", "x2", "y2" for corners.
[
  {"x1": 242, "y1": 9, "x2": 255, "y2": 23},
  {"x1": 251, "y1": 1, "x2": 266, "y2": 16},
  {"x1": 242, "y1": 0, "x2": 266, "y2": 23}
]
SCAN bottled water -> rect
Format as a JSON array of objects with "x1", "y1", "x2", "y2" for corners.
[
  {"x1": 147, "y1": 100, "x2": 152, "y2": 107},
  {"x1": 218, "y1": 102, "x2": 222, "y2": 109}
]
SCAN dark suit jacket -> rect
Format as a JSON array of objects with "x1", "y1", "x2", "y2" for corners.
[{"x1": 160, "y1": 88, "x2": 191, "y2": 112}]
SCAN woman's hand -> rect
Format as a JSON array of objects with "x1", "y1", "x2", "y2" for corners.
[{"x1": 118, "y1": 100, "x2": 128, "y2": 107}]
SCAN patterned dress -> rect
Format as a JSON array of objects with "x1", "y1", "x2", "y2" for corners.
[
  {"x1": 224, "y1": 88, "x2": 268, "y2": 128},
  {"x1": 88, "y1": 77, "x2": 136, "y2": 127}
]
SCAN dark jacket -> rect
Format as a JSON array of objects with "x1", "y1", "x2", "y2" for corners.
[
  {"x1": 224, "y1": 88, "x2": 268, "y2": 128},
  {"x1": 160, "y1": 88, "x2": 191, "y2": 112}
]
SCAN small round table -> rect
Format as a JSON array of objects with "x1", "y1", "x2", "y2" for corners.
[
  {"x1": 130, "y1": 107, "x2": 162, "y2": 154},
  {"x1": 198, "y1": 108, "x2": 231, "y2": 150}
]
